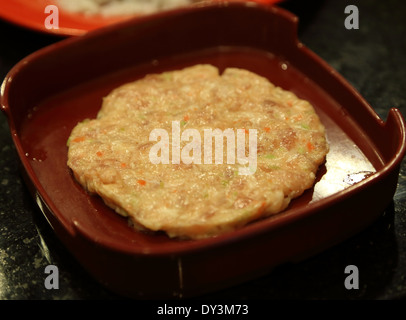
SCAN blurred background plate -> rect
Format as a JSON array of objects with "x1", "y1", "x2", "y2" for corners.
[
  {"x1": 0, "y1": 0, "x2": 283, "y2": 37},
  {"x1": 0, "y1": 0, "x2": 161, "y2": 36}
]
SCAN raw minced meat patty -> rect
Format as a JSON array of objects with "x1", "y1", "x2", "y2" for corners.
[{"x1": 67, "y1": 64, "x2": 328, "y2": 239}]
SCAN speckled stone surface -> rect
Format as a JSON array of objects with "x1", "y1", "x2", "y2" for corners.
[{"x1": 0, "y1": 0, "x2": 405, "y2": 300}]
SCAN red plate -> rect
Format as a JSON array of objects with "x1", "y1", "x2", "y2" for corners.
[
  {"x1": 0, "y1": 0, "x2": 283, "y2": 36},
  {"x1": 0, "y1": 0, "x2": 146, "y2": 36},
  {"x1": 1, "y1": 3, "x2": 405, "y2": 298}
]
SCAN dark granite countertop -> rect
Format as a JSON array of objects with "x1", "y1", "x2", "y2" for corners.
[{"x1": 0, "y1": 0, "x2": 405, "y2": 300}]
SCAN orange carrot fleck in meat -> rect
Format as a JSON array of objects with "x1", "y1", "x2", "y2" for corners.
[
  {"x1": 121, "y1": 163, "x2": 127, "y2": 168},
  {"x1": 137, "y1": 180, "x2": 146, "y2": 186},
  {"x1": 73, "y1": 136, "x2": 85, "y2": 143},
  {"x1": 264, "y1": 127, "x2": 271, "y2": 133},
  {"x1": 257, "y1": 201, "x2": 267, "y2": 215},
  {"x1": 96, "y1": 151, "x2": 103, "y2": 157},
  {"x1": 183, "y1": 114, "x2": 189, "y2": 121},
  {"x1": 307, "y1": 142, "x2": 315, "y2": 152}
]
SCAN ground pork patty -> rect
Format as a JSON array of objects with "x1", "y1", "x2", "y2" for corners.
[{"x1": 67, "y1": 64, "x2": 329, "y2": 239}]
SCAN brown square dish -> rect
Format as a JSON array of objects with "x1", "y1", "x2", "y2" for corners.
[{"x1": 1, "y1": 2, "x2": 405, "y2": 299}]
